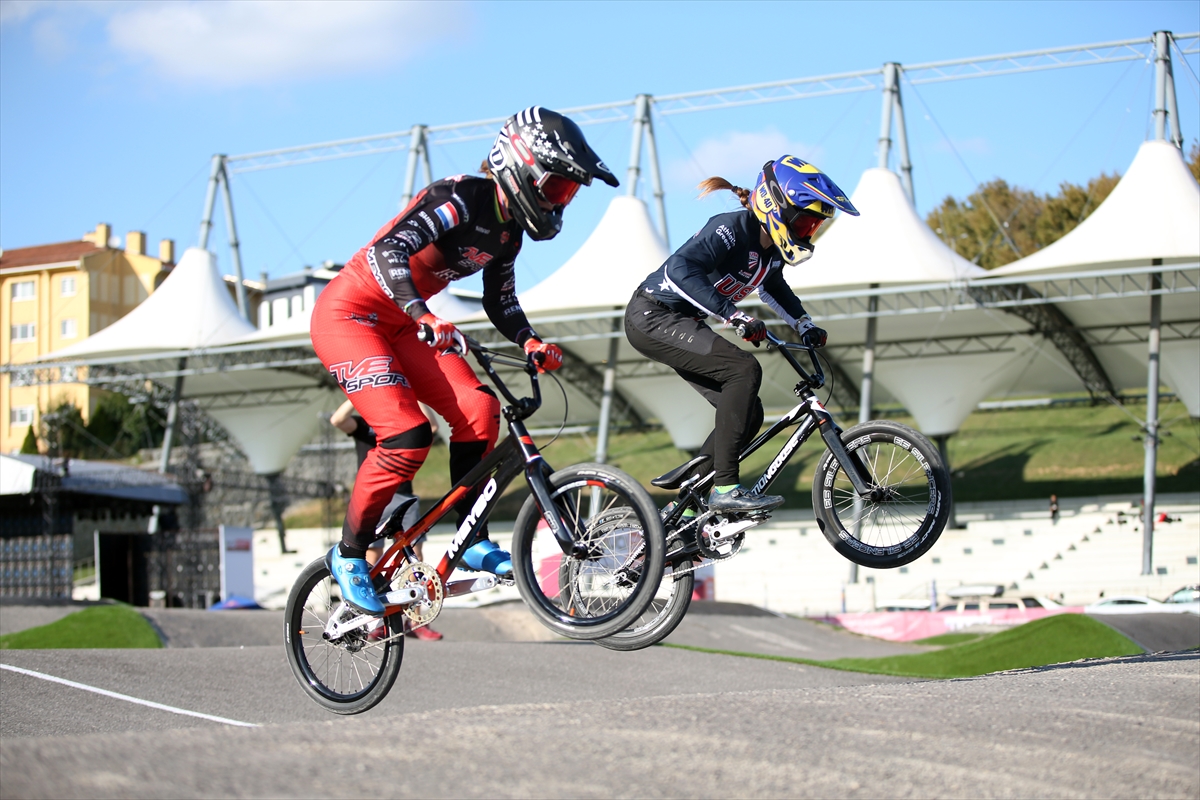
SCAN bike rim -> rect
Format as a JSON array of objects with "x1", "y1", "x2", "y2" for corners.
[
  {"x1": 295, "y1": 573, "x2": 390, "y2": 700},
  {"x1": 535, "y1": 483, "x2": 647, "y2": 625},
  {"x1": 832, "y1": 438, "x2": 935, "y2": 550},
  {"x1": 608, "y1": 563, "x2": 685, "y2": 638}
]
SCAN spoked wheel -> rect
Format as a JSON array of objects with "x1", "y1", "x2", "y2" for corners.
[
  {"x1": 812, "y1": 420, "x2": 951, "y2": 568},
  {"x1": 512, "y1": 463, "x2": 665, "y2": 640},
  {"x1": 284, "y1": 558, "x2": 403, "y2": 715},
  {"x1": 594, "y1": 556, "x2": 695, "y2": 652}
]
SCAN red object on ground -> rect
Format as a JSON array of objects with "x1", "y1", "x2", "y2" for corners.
[
  {"x1": 827, "y1": 607, "x2": 1085, "y2": 642},
  {"x1": 411, "y1": 626, "x2": 443, "y2": 641}
]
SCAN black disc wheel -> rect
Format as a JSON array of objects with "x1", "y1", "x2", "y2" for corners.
[
  {"x1": 284, "y1": 557, "x2": 403, "y2": 715},
  {"x1": 594, "y1": 555, "x2": 694, "y2": 651},
  {"x1": 511, "y1": 463, "x2": 665, "y2": 640},
  {"x1": 811, "y1": 420, "x2": 951, "y2": 568}
]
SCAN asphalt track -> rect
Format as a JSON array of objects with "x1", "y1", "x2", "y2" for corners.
[{"x1": 1, "y1": 605, "x2": 1197, "y2": 798}]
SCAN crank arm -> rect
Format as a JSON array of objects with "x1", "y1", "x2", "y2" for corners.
[
  {"x1": 382, "y1": 586, "x2": 428, "y2": 606},
  {"x1": 443, "y1": 574, "x2": 500, "y2": 598}
]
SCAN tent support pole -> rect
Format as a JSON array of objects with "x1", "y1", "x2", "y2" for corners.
[
  {"x1": 935, "y1": 434, "x2": 959, "y2": 530},
  {"x1": 1153, "y1": 31, "x2": 1170, "y2": 142},
  {"x1": 400, "y1": 125, "x2": 427, "y2": 207},
  {"x1": 877, "y1": 64, "x2": 897, "y2": 169},
  {"x1": 641, "y1": 98, "x2": 670, "y2": 247},
  {"x1": 217, "y1": 158, "x2": 249, "y2": 321},
  {"x1": 625, "y1": 95, "x2": 649, "y2": 197},
  {"x1": 594, "y1": 317, "x2": 621, "y2": 464},
  {"x1": 159, "y1": 357, "x2": 187, "y2": 474},
  {"x1": 1142, "y1": 270, "x2": 1162, "y2": 575},
  {"x1": 198, "y1": 155, "x2": 223, "y2": 249},
  {"x1": 849, "y1": 288, "x2": 879, "y2": 584},
  {"x1": 1163, "y1": 36, "x2": 1184, "y2": 149},
  {"x1": 891, "y1": 71, "x2": 915, "y2": 205}
]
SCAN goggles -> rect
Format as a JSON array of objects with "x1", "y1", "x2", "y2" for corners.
[
  {"x1": 537, "y1": 173, "x2": 582, "y2": 207},
  {"x1": 787, "y1": 212, "x2": 826, "y2": 240}
]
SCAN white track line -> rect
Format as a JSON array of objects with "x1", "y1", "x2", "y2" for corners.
[{"x1": 0, "y1": 663, "x2": 260, "y2": 728}]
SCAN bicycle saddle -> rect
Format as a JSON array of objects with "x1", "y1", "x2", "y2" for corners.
[{"x1": 651, "y1": 454, "x2": 712, "y2": 490}]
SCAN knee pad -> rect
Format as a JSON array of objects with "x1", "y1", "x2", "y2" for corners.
[{"x1": 381, "y1": 422, "x2": 433, "y2": 450}]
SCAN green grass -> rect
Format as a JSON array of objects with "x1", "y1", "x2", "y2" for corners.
[
  {"x1": 663, "y1": 614, "x2": 1144, "y2": 679},
  {"x1": 285, "y1": 394, "x2": 1199, "y2": 525},
  {"x1": 0, "y1": 604, "x2": 162, "y2": 650},
  {"x1": 912, "y1": 632, "x2": 989, "y2": 646}
]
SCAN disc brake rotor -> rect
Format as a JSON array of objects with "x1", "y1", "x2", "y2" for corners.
[{"x1": 398, "y1": 561, "x2": 444, "y2": 627}]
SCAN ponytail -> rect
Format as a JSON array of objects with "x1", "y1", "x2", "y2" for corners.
[
  {"x1": 697, "y1": 177, "x2": 752, "y2": 210},
  {"x1": 479, "y1": 159, "x2": 494, "y2": 179}
]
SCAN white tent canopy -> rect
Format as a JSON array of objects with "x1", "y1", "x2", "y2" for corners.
[
  {"x1": 518, "y1": 196, "x2": 670, "y2": 314},
  {"x1": 785, "y1": 168, "x2": 985, "y2": 292},
  {"x1": 992, "y1": 141, "x2": 1200, "y2": 276},
  {"x1": 46, "y1": 248, "x2": 257, "y2": 359}
]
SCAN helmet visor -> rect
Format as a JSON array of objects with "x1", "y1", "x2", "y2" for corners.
[
  {"x1": 537, "y1": 173, "x2": 582, "y2": 207},
  {"x1": 788, "y1": 213, "x2": 826, "y2": 240}
]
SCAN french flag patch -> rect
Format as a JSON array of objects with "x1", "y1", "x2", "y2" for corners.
[{"x1": 433, "y1": 202, "x2": 460, "y2": 230}]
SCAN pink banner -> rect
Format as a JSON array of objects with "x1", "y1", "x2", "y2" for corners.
[{"x1": 827, "y1": 606, "x2": 1085, "y2": 642}]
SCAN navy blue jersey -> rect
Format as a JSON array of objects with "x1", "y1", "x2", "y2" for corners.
[{"x1": 635, "y1": 210, "x2": 808, "y2": 326}]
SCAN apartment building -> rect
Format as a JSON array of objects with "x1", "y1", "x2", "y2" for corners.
[{"x1": 1, "y1": 223, "x2": 175, "y2": 454}]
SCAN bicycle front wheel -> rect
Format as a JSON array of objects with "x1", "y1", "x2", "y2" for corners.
[
  {"x1": 811, "y1": 420, "x2": 951, "y2": 569},
  {"x1": 284, "y1": 557, "x2": 403, "y2": 715},
  {"x1": 511, "y1": 463, "x2": 665, "y2": 640}
]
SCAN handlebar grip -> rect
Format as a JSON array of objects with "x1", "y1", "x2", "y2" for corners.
[{"x1": 417, "y1": 323, "x2": 433, "y2": 345}]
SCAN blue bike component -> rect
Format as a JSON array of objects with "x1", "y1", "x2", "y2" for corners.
[
  {"x1": 461, "y1": 539, "x2": 513, "y2": 576},
  {"x1": 326, "y1": 546, "x2": 385, "y2": 615}
]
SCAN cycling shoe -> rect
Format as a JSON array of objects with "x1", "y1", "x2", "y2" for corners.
[
  {"x1": 707, "y1": 486, "x2": 785, "y2": 514},
  {"x1": 326, "y1": 546, "x2": 385, "y2": 615},
  {"x1": 461, "y1": 539, "x2": 513, "y2": 576}
]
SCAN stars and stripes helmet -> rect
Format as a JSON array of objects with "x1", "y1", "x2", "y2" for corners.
[
  {"x1": 487, "y1": 107, "x2": 619, "y2": 241},
  {"x1": 752, "y1": 155, "x2": 859, "y2": 265}
]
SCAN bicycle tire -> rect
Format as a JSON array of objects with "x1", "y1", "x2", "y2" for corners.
[
  {"x1": 511, "y1": 463, "x2": 665, "y2": 640},
  {"x1": 284, "y1": 557, "x2": 403, "y2": 715},
  {"x1": 594, "y1": 558, "x2": 694, "y2": 651},
  {"x1": 811, "y1": 420, "x2": 951, "y2": 569}
]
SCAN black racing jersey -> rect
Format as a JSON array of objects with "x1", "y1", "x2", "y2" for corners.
[
  {"x1": 636, "y1": 210, "x2": 808, "y2": 327},
  {"x1": 341, "y1": 175, "x2": 535, "y2": 344}
]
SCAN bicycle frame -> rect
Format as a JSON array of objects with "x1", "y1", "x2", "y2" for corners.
[
  {"x1": 366, "y1": 342, "x2": 577, "y2": 618},
  {"x1": 664, "y1": 332, "x2": 875, "y2": 526}
]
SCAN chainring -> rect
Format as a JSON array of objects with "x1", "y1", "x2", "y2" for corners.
[{"x1": 397, "y1": 561, "x2": 444, "y2": 627}]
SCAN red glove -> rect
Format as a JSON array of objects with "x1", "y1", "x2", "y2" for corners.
[
  {"x1": 524, "y1": 337, "x2": 563, "y2": 372},
  {"x1": 417, "y1": 313, "x2": 460, "y2": 351}
]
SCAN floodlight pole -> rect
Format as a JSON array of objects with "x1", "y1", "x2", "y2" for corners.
[
  {"x1": 400, "y1": 125, "x2": 429, "y2": 207},
  {"x1": 1142, "y1": 270, "x2": 1162, "y2": 575}
]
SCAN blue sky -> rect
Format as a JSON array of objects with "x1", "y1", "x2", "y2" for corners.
[{"x1": 2, "y1": 1, "x2": 1197, "y2": 294}]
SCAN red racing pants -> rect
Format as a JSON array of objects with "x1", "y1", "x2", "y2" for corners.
[{"x1": 311, "y1": 276, "x2": 500, "y2": 551}]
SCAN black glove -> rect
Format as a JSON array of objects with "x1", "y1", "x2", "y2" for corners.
[
  {"x1": 730, "y1": 311, "x2": 766, "y2": 344},
  {"x1": 797, "y1": 316, "x2": 827, "y2": 348}
]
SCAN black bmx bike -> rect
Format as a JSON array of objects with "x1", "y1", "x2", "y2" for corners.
[
  {"x1": 596, "y1": 329, "x2": 951, "y2": 651},
  {"x1": 284, "y1": 334, "x2": 665, "y2": 713}
]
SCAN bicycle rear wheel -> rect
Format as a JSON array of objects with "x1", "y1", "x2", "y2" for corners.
[
  {"x1": 284, "y1": 557, "x2": 403, "y2": 715},
  {"x1": 511, "y1": 463, "x2": 665, "y2": 640},
  {"x1": 594, "y1": 557, "x2": 694, "y2": 652},
  {"x1": 811, "y1": 420, "x2": 951, "y2": 569}
]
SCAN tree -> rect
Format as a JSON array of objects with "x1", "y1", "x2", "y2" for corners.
[
  {"x1": 926, "y1": 170, "x2": 1120, "y2": 270},
  {"x1": 1188, "y1": 140, "x2": 1199, "y2": 183},
  {"x1": 20, "y1": 425, "x2": 39, "y2": 454}
]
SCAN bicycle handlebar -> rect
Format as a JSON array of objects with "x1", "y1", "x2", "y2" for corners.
[
  {"x1": 417, "y1": 323, "x2": 542, "y2": 419},
  {"x1": 763, "y1": 329, "x2": 826, "y2": 390}
]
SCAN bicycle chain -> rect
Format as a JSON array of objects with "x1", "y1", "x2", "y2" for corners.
[
  {"x1": 662, "y1": 510, "x2": 749, "y2": 578},
  {"x1": 397, "y1": 561, "x2": 444, "y2": 628}
]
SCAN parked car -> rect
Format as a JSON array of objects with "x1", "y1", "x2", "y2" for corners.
[
  {"x1": 938, "y1": 596, "x2": 1057, "y2": 613},
  {"x1": 1164, "y1": 585, "x2": 1199, "y2": 604},
  {"x1": 1084, "y1": 595, "x2": 1198, "y2": 614}
]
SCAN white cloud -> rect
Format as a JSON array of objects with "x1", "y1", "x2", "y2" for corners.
[
  {"x1": 105, "y1": 0, "x2": 461, "y2": 86},
  {"x1": 666, "y1": 128, "x2": 825, "y2": 194}
]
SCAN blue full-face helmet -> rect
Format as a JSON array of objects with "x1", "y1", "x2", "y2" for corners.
[{"x1": 751, "y1": 155, "x2": 858, "y2": 265}]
